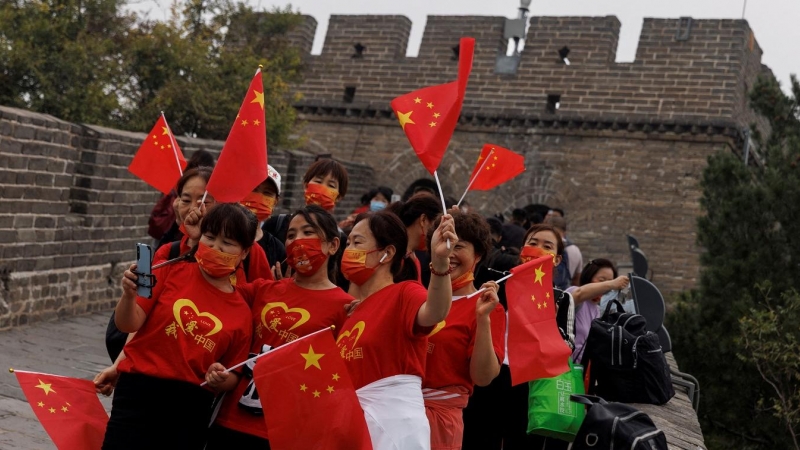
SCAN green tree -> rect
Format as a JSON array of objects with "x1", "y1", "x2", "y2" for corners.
[
  {"x1": 668, "y1": 74, "x2": 800, "y2": 449},
  {"x1": 119, "y1": 1, "x2": 304, "y2": 146},
  {"x1": 0, "y1": 0, "x2": 304, "y2": 146},
  {"x1": 0, "y1": 0, "x2": 133, "y2": 125}
]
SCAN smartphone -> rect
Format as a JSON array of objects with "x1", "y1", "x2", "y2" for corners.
[{"x1": 135, "y1": 243, "x2": 155, "y2": 298}]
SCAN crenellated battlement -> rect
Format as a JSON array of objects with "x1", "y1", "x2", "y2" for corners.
[{"x1": 287, "y1": 14, "x2": 770, "y2": 127}]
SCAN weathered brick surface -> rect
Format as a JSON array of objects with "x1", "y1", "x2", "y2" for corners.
[{"x1": 0, "y1": 106, "x2": 374, "y2": 331}]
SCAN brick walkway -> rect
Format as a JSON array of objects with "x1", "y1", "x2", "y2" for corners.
[{"x1": 0, "y1": 312, "x2": 113, "y2": 449}]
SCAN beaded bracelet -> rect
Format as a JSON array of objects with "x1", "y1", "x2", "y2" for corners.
[{"x1": 429, "y1": 262, "x2": 454, "y2": 276}]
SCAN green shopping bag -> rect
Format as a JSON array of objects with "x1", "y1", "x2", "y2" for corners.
[{"x1": 527, "y1": 359, "x2": 585, "y2": 442}]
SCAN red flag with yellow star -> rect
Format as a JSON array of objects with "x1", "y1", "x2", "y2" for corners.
[
  {"x1": 253, "y1": 328, "x2": 373, "y2": 450},
  {"x1": 506, "y1": 256, "x2": 572, "y2": 385},
  {"x1": 206, "y1": 68, "x2": 268, "y2": 203},
  {"x1": 14, "y1": 370, "x2": 109, "y2": 450},
  {"x1": 128, "y1": 114, "x2": 187, "y2": 195},
  {"x1": 467, "y1": 144, "x2": 525, "y2": 191},
  {"x1": 390, "y1": 37, "x2": 475, "y2": 174}
]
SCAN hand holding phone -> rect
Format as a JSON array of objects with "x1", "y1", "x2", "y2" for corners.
[{"x1": 134, "y1": 243, "x2": 156, "y2": 298}]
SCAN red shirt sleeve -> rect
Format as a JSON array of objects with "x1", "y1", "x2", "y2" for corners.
[
  {"x1": 245, "y1": 243, "x2": 273, "y2": 282},
  {"x1": 489, "y1": 303, "x2": 506, "y2": 363},
  {"x1": 400, "y1": 282, "x2": 434, "y2": 337}
]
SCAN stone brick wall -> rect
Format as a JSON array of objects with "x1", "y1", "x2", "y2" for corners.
[
  {"x1": 285, "y1": 14, "x2": 773, "y2": 296},
  {"x1": 0, "y1": 106, "x2": 374, "y2": 330}
]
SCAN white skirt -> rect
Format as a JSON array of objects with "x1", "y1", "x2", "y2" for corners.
[{"x1": 356, "y1": 374, "x2": 431, "y2": 450}]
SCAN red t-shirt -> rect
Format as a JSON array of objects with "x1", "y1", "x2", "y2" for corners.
[
  {"x1": 422, "y1": 296, "x2": 506, "y2": 395},
  {"x1": 215, "y1": 278, "x2": 354, "y2": 439},
  {"x1": 337, "y1": 281, "x2": 432, "y2": 390},
  {"x1": 117, "y1": 262, "x2": 252, "y2": 387}
]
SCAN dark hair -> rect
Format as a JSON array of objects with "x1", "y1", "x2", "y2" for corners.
[
  {"x1": 579, "y1": 258, "x2": 618, "y2": 286},
  {"x1": 353, "y1": 210, "x2": 414, "y2": 282},
  {"x1": 427, "y1": 210, "x2": 492, "y2": 261},
  {"x1": 390, "y1": 192, "x2": 441, "y2": 227},
  {"x1": 374, "y1": 186, "x2": 393, "y2": 201},
  {"x1": 290, "y1": 205, "x2": 340, "y2": 282},
  {"x1": 523, "y1": 224, "x2": 565, "y2": 256},
  {"x1": 186, "y1": 149, "x2": 215, "y2": 171},
  {"x1": 303, "y1": 159, "x2": 349, "y2": 199},
  {"x1": 512, "y1": 208, "x2": 527, "y2": 222},
  {"x1": 176, "y1": 166, "x2": 213, "y2": 195},
  {"x1": 401, "y1": 178, "x2": 438, "y2": 201},
  {"x1": 200, "y1": 203, "x2": 257, "y2": 250},
  {"x1": 486, "y1": 216, "x2": 503, "y2": 237}
]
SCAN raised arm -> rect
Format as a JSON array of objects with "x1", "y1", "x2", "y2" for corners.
[{"x1": 417, "y1": 214, "x2": 457, "y2": 327}]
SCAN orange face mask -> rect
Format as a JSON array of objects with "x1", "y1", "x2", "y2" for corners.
[
  {"x1": 304, "y1": 183, "x2": 338, "y2": 211},
  {"x1": 195, "y1": 242, "x2": 240, "y2": 278},
  {"x1": 241, "y1": 192, "x2": 277, "y2": 222},
  {"x1": 286, "y1": 238, "x2": 327, "y2": 276},
  {"x1": 520, "y1": 245, "x2": 556, "y2": 264},
  {"x1": 341, "y1": 248, "x2": 383, "y2": 286},
  {"x1": 451, "y1": 270, "x2": 475, "y2": 292}
]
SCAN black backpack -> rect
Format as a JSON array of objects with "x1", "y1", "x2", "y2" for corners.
[
  {"x1": 581, "y1": 300, "x2": 675, "y2": 405},
  {"x1": 570, "y1": 394, "x2": 668, "y2": 450}
]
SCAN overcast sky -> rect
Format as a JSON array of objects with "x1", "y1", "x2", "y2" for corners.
[{"x1": 130, "y1": 0, "x2": 798, "y2": 91}]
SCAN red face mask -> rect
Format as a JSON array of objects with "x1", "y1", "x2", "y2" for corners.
[
  {"x1": 341, "y1": 248, "x2": 383, "y2": 286},
  {"x1": 304, "y1": 183, "x2": 338, "y2": 211},
  {"x1": 286, "y1": 238, "x2": 327, "y2": 276},
  {"x1": 520, "y1": 245, "x2": 555, "y2": 264},
  {"x1": 451, "y1": 270, "x2": 475, "y2": 292},
  {"x1": 241, "y1": 192, "x2": 276, "y2": 222},
  {"x1": 195, "y1": 242, "x2": 240, "y2": 278}
]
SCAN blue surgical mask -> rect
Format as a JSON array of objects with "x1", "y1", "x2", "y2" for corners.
[
  {"x1": 370, "y1": 200, "x2": 387, "y2": 212},
  {"x1": 598, "y1": 290, "x2": 619, "y2": 312}
]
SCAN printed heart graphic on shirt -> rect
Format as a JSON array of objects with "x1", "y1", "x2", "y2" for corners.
[
  {"x1": 173, "y1": 299, "x2": 223, "y2": 337},
  {"x1": 336, "y1": 321, "x2": 366, "y2": 356},
  {"x1": 261, "y1": 302, "x2": 311, "y2": 332},
  {"x1": 427, "y1": 320, "x2": 446, "y2": 337}
]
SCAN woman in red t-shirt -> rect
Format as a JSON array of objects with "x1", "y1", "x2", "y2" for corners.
[
  {"x1": 422, "y1": 211, "x2": 506, "y2": 450},
  {"x1": 338, "y1": 209, "x2": 457, "y2": 450},
  {"x1": 97, "y1": 203, "x2": 256, "y2": 450},
  {"x1": 206, "y1": 205, "x2": 354, "y2": 449}
]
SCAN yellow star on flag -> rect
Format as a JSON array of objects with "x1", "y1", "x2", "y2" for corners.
[
  {"x1": 162, "y1": 127, "x2": 169, "y2": 136},
  {"x1": 37, "y1": 401, "x2": 44, "y2": 407},
  {"x1": 531, "y1": 295, "x2": 536, "y2": 301},
  {"x1": 429, "y1": 122, "x2": 437, "y2": 128},
  {"x1": 332, "y1": 373, "x2": 340, "y2": 381},
  {"x1": 253, "y1": 120, "x2": 261, "y2": 126},
  {"x1": 301, "y1": 345, "x2": 324, "y2": 370},
  {"x1": 414, "y1": 97, "x2": 422, "y2": 103},
  {"x1": 537, "y1": 303, "x2": 542, "y2": 309},
  {"x1": 312, "y1": 390, "x2": 321, "y2": 398},
  {"x1": 251, "y1": 90, "x2": 265, "y2": 110},
  {"x1": 427, "y1": 102, "x2": 434, "y2": 109},
  {"x1": 433, "y1": 112, "x2": 441, "y2": 118},
  {"x1": 241, "y1": 119, "x2": 249, "y2": 126},
  {"x1": 61, "y1": 406, "x2": 68, "y2": 412},
  {"x1": 49, "y1": 407, "x2": 56, "y2": 413},
  {"x1": 546, "y1": 292, "x2": 550, "y2": 298},
  {"x1": 534, "y1": 265, "x2": 546, "y2": 285},
  {"x1": 300, "y1": 384, "x2": 308, "y2": 392},
  {"x1": 326, "y1": 385, "x2": 335, "y2": 394},
  {"x1": 397, "y1": 111, "x2": 415, "y2": 130},
  {"x1": 35, "y1": 380, "x2": 55, "y2": 395},
  {"x1": 543, "y1": 301, "x2": 548, "y2": 308}
]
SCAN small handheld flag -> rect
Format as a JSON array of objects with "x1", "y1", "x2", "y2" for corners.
[
  {"x1": 206, "y1": 68, "x2": 268, "y2": 203},
  {"x1": 128, "y1": 114, "x2": 186, "y2": 194},
  {"x1": 390, "y1": 37, "x2": 475, "y2": 175},
  {"x1": 14, "y1": 370, "x2": 109, "y2": 450}
]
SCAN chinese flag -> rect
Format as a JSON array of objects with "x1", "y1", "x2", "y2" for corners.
[
  {"x1": 506, "y1": 256, "x2": 572, "y2": 385},
  {"x1": 253, "y1": 328, "x2": 373, "y2": 450},
  {"x1": 206, "y1": 68, "x2": 268, "y2": 203},
  {"x1": 467, "y1": 144, "x2": 525, "y2": 191},
  {"x1": 128, "y1": 114, "x2": 186, "y2": 195},
  {"x1": 390, "y1": 37, "x2": 475, "y2": 174},
  {"x1": 14, "y1": 370, "x2": 109, "y2": 450}
]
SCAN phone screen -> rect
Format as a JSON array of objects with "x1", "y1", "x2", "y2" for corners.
[{"x1": 136, "y1": 243, "x2": 154, "y2": 298}]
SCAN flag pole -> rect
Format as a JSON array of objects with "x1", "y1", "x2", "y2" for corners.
[
  {"x1": 433, "y1": 170, "x2": 451, "y2": 249},
  {"x1": 200, "y1": 325, "x2": 335, "y2": 386},
  {"x1": 161, "y1": 111, "x2": 183, "y2": 177},
  {"x1": 457, "y1": 149, "x2": 494, "y2": 207},
  {"x1": 465, "y1": 272, "x2": 514, "y2": 299}
]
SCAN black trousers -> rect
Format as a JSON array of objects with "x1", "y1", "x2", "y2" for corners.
[
  {"x1": 102, "y1": 372, "x2": 214, "y2": 450},
  {"x1": 462, "y1": 365, "x2": 569, "y2": 450}
]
